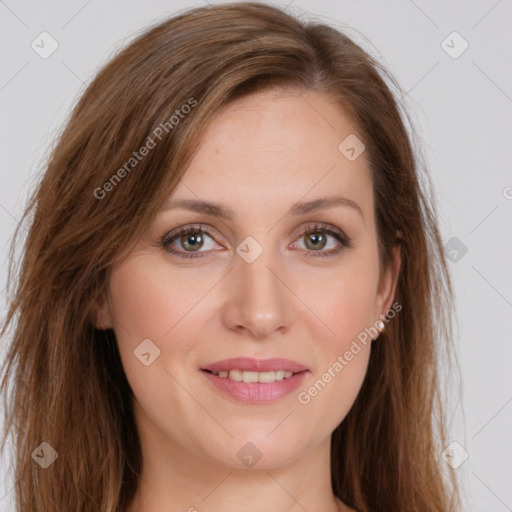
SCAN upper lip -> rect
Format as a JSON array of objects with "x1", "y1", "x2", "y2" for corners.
[{"x1": 201, "y1": 357, "x2": 309, "y2": 373}]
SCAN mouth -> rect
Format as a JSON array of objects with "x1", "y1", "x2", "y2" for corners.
[
  {"x1": 201, "y1": 368, "x2": 303, "y2": 383},
  {"x1": 200, "y1": 357, "x2": 309, "y2": 403},
  {"x1": 200, "y1": 356, "x2": 309, "y2": 374}
]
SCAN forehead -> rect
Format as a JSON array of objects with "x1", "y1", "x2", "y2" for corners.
[{"x1": 168, "y1": 89, "x2": 373, "y2": 220}]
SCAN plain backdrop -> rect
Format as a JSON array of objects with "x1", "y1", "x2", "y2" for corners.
[{"x1": 1, "y1": 1, "x2": 511, "y2": 510}]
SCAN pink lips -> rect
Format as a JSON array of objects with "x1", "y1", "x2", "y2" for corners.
[
  {"x1": 200, "y1": 357, "x2": 309, "y2": 404},
  {"x1": 201, "y1": 357, "x2": 309, "y2": 374}
]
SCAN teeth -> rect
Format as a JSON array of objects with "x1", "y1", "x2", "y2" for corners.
[
  {"x1": 242, "y1": 371, "x2": 258, "y2": 383},
  {"x1": 210, "y1": 370, "x2": 296, "y2": 382},
  {"x1": 229, "y1": 369, "x2": 243, "y2": 381}
]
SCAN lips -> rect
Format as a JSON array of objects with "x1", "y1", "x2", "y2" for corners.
[
  {"x1": 200, "y1": 357, "x2": 309, "y2": 374},
  {"x1": 201, "y1": 366, "x2": 309, "y2": 403}
]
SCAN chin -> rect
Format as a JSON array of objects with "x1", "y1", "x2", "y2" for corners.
[{"x1": 202, "y1": 428, "x2": 312, "y2": 470}]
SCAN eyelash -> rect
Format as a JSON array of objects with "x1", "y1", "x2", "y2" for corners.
[{"x1": 159, "y1": 223, "x2": 352, "y2": 260}]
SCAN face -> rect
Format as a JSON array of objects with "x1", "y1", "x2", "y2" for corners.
[{"x1": 96, "y1": 89, "x2": 400, "y2": 471}]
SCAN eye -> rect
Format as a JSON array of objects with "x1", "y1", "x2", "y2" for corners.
[
  {"x1": 159, "y1": 222, "x2": 352, "y2": 260},
  {"x1": 160, "y1": 224, "x2": 220, "y2": 259},
  {"x1": 291, "y1": 223, "x2": 352, "y2": 258}
]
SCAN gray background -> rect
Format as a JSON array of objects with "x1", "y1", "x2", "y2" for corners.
[{"x1": 1, "y1": 1, "x2": 511, "y2": 510}]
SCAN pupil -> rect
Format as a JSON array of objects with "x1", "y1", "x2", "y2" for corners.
[
  {"x1": 183, "y1": 233, "x2": 202, "y2": 251},
  {"x1": 306, "y1": 232, "x2": 326, "y2": 250}
]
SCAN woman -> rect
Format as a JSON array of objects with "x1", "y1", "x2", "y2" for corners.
[{"x1": 0, "y1": 2, "x2": 461, "y2": 511}]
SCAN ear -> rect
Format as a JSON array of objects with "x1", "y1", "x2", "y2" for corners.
[
  {"x1": 90, "y1": 291, "x2": 114, "y2": 330},
  {"x1": 373, "y1": 245, "x2": 401, "y2": 321}
]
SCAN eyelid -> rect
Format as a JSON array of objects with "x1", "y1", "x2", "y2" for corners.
[
  {"x1": 295, "y1": 222, "x2": 345, "y2": 240},
  {"x1": 160, "y1": 224, "x2": 223, "y2": 255}
]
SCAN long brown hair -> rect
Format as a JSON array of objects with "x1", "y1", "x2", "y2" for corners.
[{"x1": 1, "y1": 2, "x2": 460, "y2": 510}]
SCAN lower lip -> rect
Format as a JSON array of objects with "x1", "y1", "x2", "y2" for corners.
[{"x1": 201, "y1": 370, "x2": 309, "y2": 403}]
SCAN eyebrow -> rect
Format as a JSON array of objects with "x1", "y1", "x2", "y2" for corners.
[{"x1": 160, "y1": 195, "x2": 364, "y2": 220}]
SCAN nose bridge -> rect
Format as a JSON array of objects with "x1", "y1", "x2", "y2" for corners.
[{"x1": 222, "y1": 240, "x2": 291, "y2": 338}]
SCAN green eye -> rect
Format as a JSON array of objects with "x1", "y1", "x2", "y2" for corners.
[{"x1": 160, "y1": 222, "x2": 351, "y2": 260}]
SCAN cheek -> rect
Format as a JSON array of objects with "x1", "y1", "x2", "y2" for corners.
[
  {"x1": 292, "y1": 259, "x2": 378, "y2": 427},
  {"x1": 106, "y1": 258, "x2": 199, "y2": 389},
  {"x1": 106, "y1": 259, "x2": 208, "y2": 429},
  {"x1": 296, "y1": 344, "x2": 371, "y2": 440},
  {"x1": 296, "y1": 253, "x2": 380, "y2": 347},
  {"x1": 107, "y1": 257, "x2": 209, "y2": 342},
  {"x1": 296, "y1": 286, "x2": 373, "y2": 432},
  {"x1": 106, "y1": 255, "x2": 230, "y2": 401}
]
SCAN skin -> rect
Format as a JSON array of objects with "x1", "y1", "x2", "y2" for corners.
[{"x1": 94, "y1": 88, "x2": 401, "y2": 512}]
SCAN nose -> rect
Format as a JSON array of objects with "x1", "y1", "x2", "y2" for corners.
[{"x1": 220, "y1": 248, "x2": 292, "y2": 339}]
